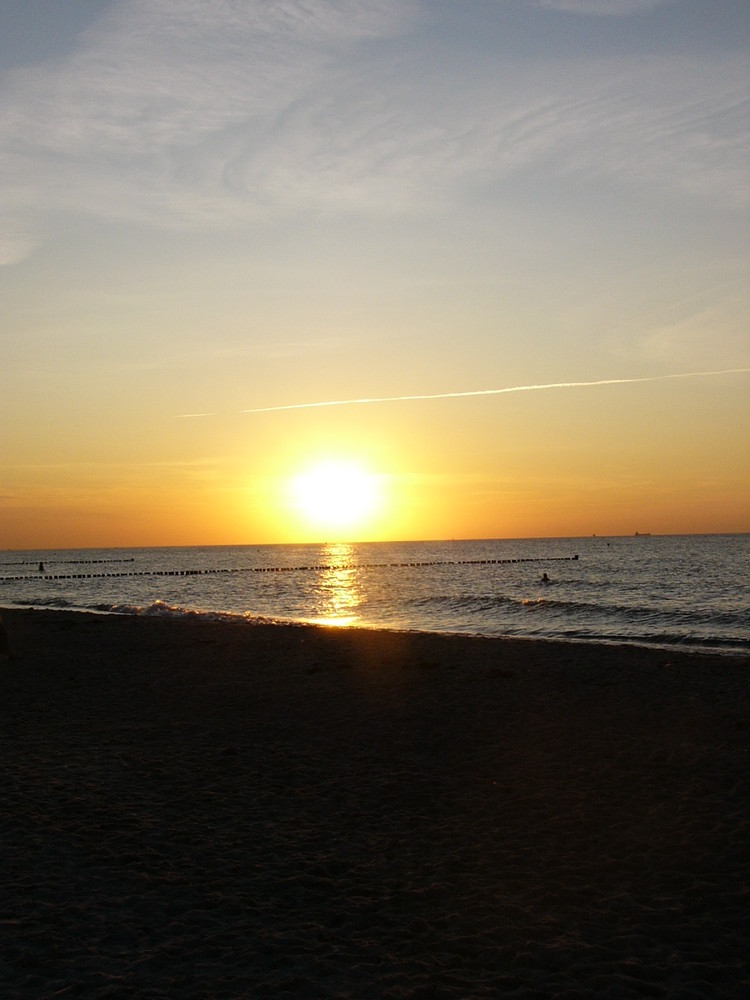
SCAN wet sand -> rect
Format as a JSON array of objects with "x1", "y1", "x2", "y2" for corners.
[{"x1": 1, "y1": 608, "x2": 749, "y2": 998}]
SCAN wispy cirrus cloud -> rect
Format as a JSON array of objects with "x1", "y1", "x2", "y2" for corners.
[
  {"x1": 0, "y1": 0, "x2": 417, "y2": 255},
  {"x1": 0, "y1": 0, "x2": 746, "y2": 267}
]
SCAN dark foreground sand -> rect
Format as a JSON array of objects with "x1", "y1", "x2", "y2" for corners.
[{"x1": 1, "y1": 608, "x2": 748, "y2": 999}]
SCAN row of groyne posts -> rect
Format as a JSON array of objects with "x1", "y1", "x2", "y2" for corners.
[{"x1": 0, "y1": 554, "x2": 579, "y2": 583}]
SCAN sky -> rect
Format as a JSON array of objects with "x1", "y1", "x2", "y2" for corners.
[{"x1": 1, "y1": 0, "x2": 748, "y2": 548}]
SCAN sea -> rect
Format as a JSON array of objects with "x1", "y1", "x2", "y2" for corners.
[{"x1": 1, "y1": 535, "x2": 748, "y2": 655}]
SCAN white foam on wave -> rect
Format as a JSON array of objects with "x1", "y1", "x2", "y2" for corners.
[{"x1": 110, "y1": 600, "x2": 285, "y2": 627}]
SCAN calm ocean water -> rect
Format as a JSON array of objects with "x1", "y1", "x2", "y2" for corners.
[{"x1": 1, "y1": 535, "x2": 748, "y2": 654}]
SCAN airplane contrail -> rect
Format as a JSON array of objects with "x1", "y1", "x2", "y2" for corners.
[{"x1": 240, "y1": 368, "x2": 750, "y2": 414}]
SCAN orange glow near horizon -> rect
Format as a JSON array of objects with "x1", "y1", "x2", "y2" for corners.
[{"x1": 1, "y1": 377, "x2": 749, "y2": 549}]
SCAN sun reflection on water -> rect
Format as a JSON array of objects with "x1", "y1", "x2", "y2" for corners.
[{"x1": 311, "y1": 542, "x2": 364, "y2": 627}]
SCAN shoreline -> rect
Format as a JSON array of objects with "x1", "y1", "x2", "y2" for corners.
[
  {"x1": 2, "y1": 607, "x2": 748, "y2": 997},
  {"x1": 3, "y1": 534, "x2": 746, "y2": 659},
  {"x1": 3, "y1": 602, "x2": 746, "y2": 658}
]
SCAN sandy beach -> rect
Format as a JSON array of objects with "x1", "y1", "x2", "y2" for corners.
[{"x1": 1, "y1": 608, "x2": 748, "y2": 998}]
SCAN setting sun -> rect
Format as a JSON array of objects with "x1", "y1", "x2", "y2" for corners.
[{"x1": 288, "y1": 459, "x2": 384, "y2": 537}]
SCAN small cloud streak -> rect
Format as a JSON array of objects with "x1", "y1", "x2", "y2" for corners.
[{"x1": 536, "y1": 0, "x2": 673, "y2": 14}]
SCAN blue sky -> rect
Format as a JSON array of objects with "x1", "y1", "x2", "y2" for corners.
[{"x1": 1, "y1": 0, "x2": 748, "y2": 545}]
